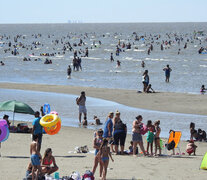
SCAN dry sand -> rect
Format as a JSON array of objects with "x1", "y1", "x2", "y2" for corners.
[{"x1": 0, "y1": 83, "x2": 207, "y2": 180}]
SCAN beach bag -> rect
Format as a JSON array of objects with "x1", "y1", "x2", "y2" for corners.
[
  {"x1": 166, "y1": 140, "x2": 175, "y2": 150},
  {"x1": 75, "y1": 145, "x2": 89, "y2": 153},
  {"x1": 82, "y1": 170, "x2": 94, "y2": 180}
]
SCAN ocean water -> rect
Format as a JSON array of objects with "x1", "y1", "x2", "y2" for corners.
[
  {"x1": 0, "y1": 23, "x2": 207, "y2": 93},
  {"x1": 1, "y1": 88, "x2": 207, "y2": 140}
]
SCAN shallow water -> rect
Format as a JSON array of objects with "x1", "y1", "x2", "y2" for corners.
[
  {"x1": 1, "y1": 88, "x2": 207, "y2": 140},
  {"x1": 0, "y1": 23, "x2": 207, "y2": 93}
]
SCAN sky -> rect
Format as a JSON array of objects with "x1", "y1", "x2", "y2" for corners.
[{"x1": 0, "y1": 0, "x2": 206, "y2": 24}]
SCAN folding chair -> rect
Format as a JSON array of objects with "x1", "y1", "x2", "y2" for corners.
[{"x1": 165, "y1": 131, "x2": 182, "y2": 155}]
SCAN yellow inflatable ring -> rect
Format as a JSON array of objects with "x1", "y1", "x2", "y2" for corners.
[
  {"x1": 44, "y1": 118, "x2": 61, "y2": 135},
  {"x1": 40, "y1": 114, "x2": 59, "y2": 127}
]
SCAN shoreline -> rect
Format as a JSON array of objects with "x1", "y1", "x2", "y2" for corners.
[{"x1": 1, "y1": 82, "x2": 207, "y2": 115}]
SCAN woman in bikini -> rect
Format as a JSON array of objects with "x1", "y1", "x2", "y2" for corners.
[
  {"x1": 41, "y1": 148, "x2": 58, "y2": 175},
  {"x1": 92, "y1": 129, "x2": 104, "y2": 177},
  {"x1": 98, "y1": 139, "x2": 114, "y2": 180}
]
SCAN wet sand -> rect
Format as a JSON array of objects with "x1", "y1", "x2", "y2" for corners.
[{"x1": 1, "y1": 82, "x2": 207, "y2": 115}]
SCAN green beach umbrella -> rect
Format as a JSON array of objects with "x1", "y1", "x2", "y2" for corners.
[{"x1": 0, "y1": 100, "x2": 35, "y2": 125}]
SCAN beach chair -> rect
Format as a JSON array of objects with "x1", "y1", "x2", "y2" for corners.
[{"x1": 165, "y1": 131, "x2": 182, "y2": 155}]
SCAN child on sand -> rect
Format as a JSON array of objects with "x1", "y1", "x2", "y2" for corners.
[
  {"x1": 92, "y1": 129, "x2": 103, "y2": 177},
  {"x1": 146, "y1": 120, "x2": 155, "y2": 156},
  {"x1": 154, "y1": 120, "x2": 161, "y2": 156},
  {"x1": 186, "y1": 139, "x2": 197, "y2": 155},
  {"x1": 129, "y1": 141, "x2": 138, "y2": 155},
  {"x1": 82, "y1": 116, "x2": 88, "y2": 126},
  {"x1": 98, "y1": 139, "x2": 114, "y2": 180},
  {"x1": 30, "y1": 135, "x2": 42, "y2": 180}
]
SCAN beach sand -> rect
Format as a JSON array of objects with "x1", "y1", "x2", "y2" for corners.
[
  {"x1": 1, "y1": 82, "x2": 207, "y2": 115},
  {"x1": 0, "y1": 83, "x2": 207, "y2": 179}
]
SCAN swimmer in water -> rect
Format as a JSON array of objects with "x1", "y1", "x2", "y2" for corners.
[
  {"x1": 141, "y1": 61, "x2": 145, "y2": 68},
  {"x1": 200, "y1": 85, "x2": 207, "y2": 94},
  {"x1": 163, "y1": 64, "x2": 172, "y2": 83},
  {"x1": 116, "y1": 60, "x2": 121, "y2": 67}
]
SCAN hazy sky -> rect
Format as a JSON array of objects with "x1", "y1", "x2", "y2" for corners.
[{"x1": 0, "y1": 0, "x2": 206, "y2": 23}]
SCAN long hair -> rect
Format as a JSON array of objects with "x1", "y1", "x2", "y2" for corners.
[
  {"x1": 100, "y1": 139, "x2": 108, "y2": 150},
  {"x1": 42, "y1": 148, "x2": 52, "y2": 160}
]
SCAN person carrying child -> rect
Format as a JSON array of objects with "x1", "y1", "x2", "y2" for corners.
[
  {"x1": 146, "y1": 120, "x2": 155, "y2": 156},
  {"x1": 154, "y1": 120, "x2": 161, "y2": 156},
  {"x1": 186, "y1": 139, "x2": 197, "y2": 155},
  {"x1": 132, "y1": 115, "x2": 146, "y2": 156},
  {"x1": 98, "y1": 139, "x2": 114, "y2": 180}
]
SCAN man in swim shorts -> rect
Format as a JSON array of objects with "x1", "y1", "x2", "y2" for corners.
[
  {"x1": 30, "y1": 135, "x2": 42, "y2": 180},
  {"x1": 163, "y1": 64, "x2": 172, "y2": 83},
  {"x1": 76, "y1": 91, "x2": 87, "y2": 124}
]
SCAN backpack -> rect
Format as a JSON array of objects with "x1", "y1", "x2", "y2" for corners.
[
  {"x1": 166, "y1": 140, "x2": 175, "y2": 150},
  {"x1": 82, "y1": 170, "x2": 94, "y2": 180}
]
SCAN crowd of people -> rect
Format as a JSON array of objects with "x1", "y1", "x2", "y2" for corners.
[{"x1": 0, "y1": 90, "x2": 205, "y2": 180}]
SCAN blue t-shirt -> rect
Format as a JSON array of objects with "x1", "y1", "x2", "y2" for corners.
[
  {"x1": 32, "y1": 117, "x2": 42, "y2": 135},
  {"x1": 103, "y1": 118, "x2": 113, "y2": 138}
]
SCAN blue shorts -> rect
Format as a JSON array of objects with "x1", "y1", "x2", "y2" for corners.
[
  {"x1": 31, "y1": 154, "x2": 40, "y2": 166},
  {"x1": 132, "y1": 132, "x2": 143, "y2": 142},
  {"x1": 79, "y1": 105, "x2": 87, "y2": 113}
]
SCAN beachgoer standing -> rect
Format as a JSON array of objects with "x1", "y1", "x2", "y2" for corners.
[
  {"x1": 163, "y1": 64, "x2": 172, "y2": 83},
  {"x1": 141, "y1": 61, "x2": 145, "y2": 68},
  {"x1": 116, "y1": 60, "x2": 121, "y2": 67},
  {"x1": 67, "y1": 65, "x2": 72, "y2": 79},
  {"x1": 113, "y1": 120, "x2": 127, "y2": 155},
  {"x1": 92, "y1": 129, "x2": 103, "y2": 177},
  {"x1": 30, "y1": 135, "x2": 42, "y2": 180},
  {"x1": 98, "y1": 139, "x2": 114, "y2": 180},
  {"x1": 132, "y1": 115, "x2": 146, "y2": 156},
  {"x1": 103, "y1": 112, "x2": 114, "y2": 152},
  {"x1": 146, "y1": 120, "x2": 155, "y2": 156},
  {"x1": 142, "y1": 70, "x2": 149, "y2": 92},
  {"x1": 200, "y1": 85, "x2": 207, "y2": 94},
  {"x1": 110, "y1": 53, "x2": 114, "y2": 62},
  {"x1": 76, "y1": 91, "x2": 87, "y2": 124},
  {"x1": 154, "y1": 120, "x2": 161, "y2": 156},
  {"x1": 32, "y1": 111, "x2": 43, "y2": 152}
]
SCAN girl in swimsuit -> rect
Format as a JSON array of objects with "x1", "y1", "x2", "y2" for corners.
[
  {"x1": 146, "y1": 120, "x2": 155, "y2": 156},
  {"x1": 41, "y1": 148, "x2": 58, "y2": 175},
  {"x1": 92, "y1": 129, "x2": 103, "y2": 177},
  {"x1": 98, "y1": 139, "x2": 114, "y2": 180},
  {"x1": 154, "y1": 120, "x2": 161, "y2": 156}
]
